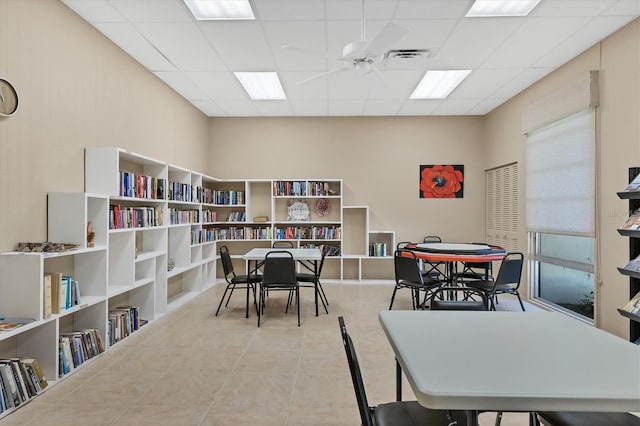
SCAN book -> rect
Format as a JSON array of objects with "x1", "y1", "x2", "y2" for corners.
[
  {"x1": 622, "y1": 291, "x2": 640, "y2": 315},
  {"x1": 43, "y1": 274, "x2": 52, "y2": 319},
  {"x1": 58, "y1": 275, "x2": 68, "y2": 312},
  {"x1": 49, "y1": 273, "x2": 62, "y2": 315},
  {"x1": 0, "y1": 363, "x2": 19, "y2": 407},
  {"x1": 625, "y1": 172, "x2": 640, "y2": 191},
  {"x1": 0, "y1": 318, "x2": 35, "y2": 331},
  {"x1": 253, "y1": 216, "x2": 269, "y2": 222},
  {"x1": 621, "y1": 208, "x2": 640, "y2": 230},
  {"x1": 21, "y1": 358, "x2": 47, "y2": 390}
]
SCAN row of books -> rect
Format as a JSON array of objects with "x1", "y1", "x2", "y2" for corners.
[
  {"x1": 226, "y1": 211, "x2": 246, "y2": 222},
  {"x1": 169, "y1": 208, "x2": 200, "y2": 225},
  {"x1": 0, "y1": 358, "x2": 47, "y2": 413},
  {"x1": 211, "y1": 190, "x2": 245, "y2": 206},
  {"x1": 369, "y1": 242, "x2": 388, "y2": 257},
  {"x1": 300, "y1": 243, "x2": 341, "y2": 256},
  {"x1": 308, "y1": 181, "x2": 336, "y2": 196},
  {"x1": 108, "y1": 306, "x2": 146, "y2": 346},
  {"x1": 43, "y1": 273, "x2": 82, "y2": 319},
  {"x1": 120, "y1": 171, "x2": 166, "y2": 199},
  {"x1": 274, "y1": 226, "x2": 341, "y2": 240},
  {"x1": 621, "y1": 291, "x2": 640, "y2": 316},
  {"x1": 202, "y1": 210, "x2": 217, "y2": 223},
  {"x1": 167, "y1": 181, "x2": 195, "y2": 202},
  {"x1": 59, "y1": 328, "x2": 105, "y2": 377},
  {"x1": 109, "y1": 205, "x2": 163, "y2": 229},
  {"x1": 208, "y1": 226, "x2": 272, "y2": 241},
  {"x1": 273, "y1": 181, "x2": 307, "y2": 196}
]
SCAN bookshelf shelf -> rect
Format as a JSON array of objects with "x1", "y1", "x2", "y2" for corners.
[{"x1": 616, "y1": 166, "x2": 640, "y2": 343}]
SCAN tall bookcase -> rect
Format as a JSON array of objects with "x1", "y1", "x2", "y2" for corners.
[
  {"x1": 616, "y1": 166, "x2": 640, "y2": 344},
  {"x1": 0, "y1": 147, "x2": 396, "y2": 417}
]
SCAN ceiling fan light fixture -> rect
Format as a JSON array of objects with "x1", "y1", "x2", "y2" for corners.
[
  {"x1": 183, "y1": 0, "x2": 255, "y2": 20},
  {"x1": 410, "y1": 70, "x2": 471, "y2": 100},
  {"x1": 234, "y1": 72, "x2": 286, "y2": 100},
  {"x1": 466, "y1": 0, "x2": 541, "y2": 17}
]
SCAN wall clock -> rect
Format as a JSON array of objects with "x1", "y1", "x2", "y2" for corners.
[{"x1": 0, "y1": 79, "x2": 19, "y2": 117}]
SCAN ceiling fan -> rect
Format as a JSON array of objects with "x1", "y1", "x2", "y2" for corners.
[{"x1": 283, "y1": 0, "x2": 419, "y2": 84}]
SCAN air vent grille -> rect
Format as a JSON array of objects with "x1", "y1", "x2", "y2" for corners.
[{"x1": 385, "y1": 49, "x2": 431, "y2": 60}]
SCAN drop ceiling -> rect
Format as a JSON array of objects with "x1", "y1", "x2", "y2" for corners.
[{"x1": 60, "y1": 0, "x2": 640, "y2": 117}]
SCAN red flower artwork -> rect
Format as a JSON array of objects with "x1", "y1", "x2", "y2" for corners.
[{"x1": 419, "y1": 164, "x2": 464, "y2": 198}]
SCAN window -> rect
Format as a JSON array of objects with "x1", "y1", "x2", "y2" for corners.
[{"x1": 526, "y1": 109, "x2": 595, "y2": 320}]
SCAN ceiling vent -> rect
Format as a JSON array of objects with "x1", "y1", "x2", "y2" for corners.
[{"x1": 384, "y1": 49, "x2": 431, "y2": 60}]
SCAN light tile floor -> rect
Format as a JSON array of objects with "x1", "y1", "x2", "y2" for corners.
[{"x1": 0, "y1": 283, "x2": 534, "y2": 426}]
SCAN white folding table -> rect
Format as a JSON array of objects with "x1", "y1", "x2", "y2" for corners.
[{"x1": 379, "y1": 310, "x2": 640, "y2": 426}]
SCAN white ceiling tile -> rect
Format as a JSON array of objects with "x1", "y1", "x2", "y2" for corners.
[
  {"x1": 187, "y1": 72, "x2": 248, "y2": 100},
  {"x1": 110, "y1": 0, "x2": 193, "y2": 22},
  {"x1": 254, "y1": 101, "x2": 295, "y2": 116},
  {"x1": 325, "y1": 0, "x2": 399, "y2": 20},
  {"x1": 434, "y1": 99, "x2": 479, "y2": 115},
  {"x1": 61, "y1": 0, "x2": 126, "y2": 22},
  {"x1": 199, "y1": 21, "x2": 276, "y2": 70},
  {"x1": 215, "y1": 100, "x2": 260, "y2": 116},
  {"x1": 328, "y1": 100, "x2": 367, "y2": 116},
  {"x1": 450, "y1": 69, "x2": 523, "y2": 99},
  {"x1": 263, "y1": 22, "x2": 328, "y2": 71},
  {"x1": 95, "y1": 23, "x2": 176, "y2": 71},
  {"x1": 397, "y1": 100, "x2": 441, "y2": 115},
  {"x1": 154, "y1": 71, "x2": 207, "y2": 100},
  {"x1": 191, "y1": 100, "x2": 226, "y2": 116},
  {"x1": 532, "y1": 0, "x2": 615, "y2": 16},
  {"x1": 252, "y1": 0, "x2": 325, "y2": 20},
  {"x1": 279, "y1": 71, "x2": 328, "y2": 100},
  {"x1": 367, "y1": 70, "x2": 424, "y2": 99},
  {"x1": 468, "y1": 98, "x2": 509, "y2": 115},
  {"x1": 290, "y1": 100, "x2": 329, "y2": 116},
  {"x1": 395, "y1": 1, "x2": 470, "y2": 19},
  {"x1": 136, "y1": 23, "x2": 226, "y2": 71},
  {"x1": 327, "y1": 72, "x2": 379, "y2": 99},
  {"x1": 363, "y1": 99, "x2": 404, "y2": 115},
  {"x1": 482, "y1": 17, "x2": 592, "y2": 68},
  {"x1": 601, "y1": 0, "x2": 640, "y2": 15}
]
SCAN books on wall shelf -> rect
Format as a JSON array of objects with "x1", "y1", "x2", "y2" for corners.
[
  {"x1": 43, "y1": 273, "x2": 82, "y2": 315},
  {"x1": 109, "y1": 205, "x2": 163, "y2": 229},
  {"x1": 369, "y1": 242, "x2": 388, "y2": 257},
  {"x1": 0, "y1": 358, "x2": 47, "y2": 411},
  {"x1": 108, "y1": 306, "x2": 146, "y2": 346},
  {"x1": 59, "y1": 329, "x2": 105, "y2": 377},
  {"x1": 169, "y1": 208, "x2": 200, "y2": 225},
  {"x1": 120, "y1": 170, "x2": 166, "y2": 199}
]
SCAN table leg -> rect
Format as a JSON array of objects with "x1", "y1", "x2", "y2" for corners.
[
  {"x1": 245, "y1": 260, "x2": 251, "y2": 318},
  {"x1": 395, "y1": 359, "x2": 402, "y2": 401},
  {"x1": 314, "y1": 259, "x2": 319, "y2": 316},
  {"x1": 465, "y1": 410, "x2": 479, "y2": 426}
]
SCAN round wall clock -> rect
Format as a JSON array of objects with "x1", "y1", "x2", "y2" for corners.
[{"x1": 0, "y1": 79, "x2": 19, "y2": 117}]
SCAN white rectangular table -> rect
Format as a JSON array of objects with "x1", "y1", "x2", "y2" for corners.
[
  {"x1": 243, "y1": 248, "x2": 323, "y2": 316},
  {"x1": 379, "y1": 310, "x2": 640, "y2": 426}
]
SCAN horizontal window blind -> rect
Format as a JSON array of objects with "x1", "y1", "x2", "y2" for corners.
[{"x1": 526, "y1": 109, "x2": 595, "y2": 235}]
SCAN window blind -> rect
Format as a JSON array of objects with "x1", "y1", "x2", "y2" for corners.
[{"x1": 525, "y1": 109, "x2": 595, "y2": 235}]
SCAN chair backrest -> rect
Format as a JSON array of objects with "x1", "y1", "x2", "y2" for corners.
[
  {"x1": 394, "y1": 249, "x2": 424, "y2": 285},
  {"x1": 430, "y1": 287, "x2": 489, "y2": 311},
  {"x1": 423, "y1": 235, "x2": 442, "y2": 243},
  {"x1": 495, "y1": 252, "x2": 524, "y2": 288},
  {"x1": 338, "y1": 316, "x2": 374, "y2": 426},
  {"x1": 396, "y1": 241, "x2": 412, "y2": 249},
  {"x1": 262, "y1": 250, "x2": 297, "y2": 288},
  {"x1": 219, "y1": 245, "x2": 236, "y2": 281},
  {"x1": 272, "y1": 241, "x2": 294, "y2": 248}
]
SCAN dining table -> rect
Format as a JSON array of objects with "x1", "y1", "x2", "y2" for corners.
[
  {"x1": 379, "y1": 310, "x2": 640, "y2": 426},
  {"x1": 406, "y1": 242, "x2": 507, "y2": 284},
  {"x1": 243, "y1": 247, "x2": 324, "y2": 316}
]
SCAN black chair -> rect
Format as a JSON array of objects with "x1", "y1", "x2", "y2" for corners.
[
  {"x1": 272, "y1": 240, "x2": 294, "y2": 248},
  {"x1": 423, "y1": 235, "x2": 442, "y2": 243},
  {"x1": 389, "y1": 249, "x2": 443, "y2": 310},
  {"x1": 338, "y1": 316, "x2": 467, "y2": 426},
  {"x1": 536, "y1": 411, "x2": 640, "y2": 426},
  {"x1": 216, "y1": 245, "x2": 261, "y2": 318},
  {"x1": 421, "y1": 236, "x2": 449, "y2": 281},
  {"x1": 465, "y1": 252, "x2": 525, "y2": 311},
  {"x1": 295, "y1": 245, "x2": 329, "y2": 313},
  {"x1": 258, "y1": 250, "x2": 299, "y2": 327},
  {"x1": 429, "y1": 286, "x2": 488, "y2": 311}
]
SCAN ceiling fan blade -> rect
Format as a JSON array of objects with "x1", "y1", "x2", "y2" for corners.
[
  {"x1": 364, "y1": 23, "x2": 409, "y2": 57},
  {"x1": 296, "y1": 67, "x2": 349, "y2": 85}
]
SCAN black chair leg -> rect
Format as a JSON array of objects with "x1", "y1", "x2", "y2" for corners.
[
  {"x1": 215, "y1": 285, "x2": 231, "y2": 316},
  {"x1": 296, "y1": 287, "x2": 300, "y2": 326},
  {"x1": 224, "y1": 283, "x2": 236, "y2": 307},
  {"x1": 495, "y1": 411, "x2": 503, "y2": 426},
  {"x1": 516, "y1": 292, "x2": 526, "y2": 311},
  {"x1": 318, "y1": 281, "x2": 329, "y2": 306},
  {"x1": 389, "y1": 286, "x2": 399, "y2": 310}
]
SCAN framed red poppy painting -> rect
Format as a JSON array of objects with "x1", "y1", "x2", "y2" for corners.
[{"x1": 419, "y1": 164, "x2": 464, "y2": 198}]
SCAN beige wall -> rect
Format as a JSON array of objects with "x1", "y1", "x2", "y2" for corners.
[
  {"x1": 209, "y1": 116, "x2": 487, "y2": 245},
  {"x1": 485, "y1": 19, "x2": 640, "y2": 338},
  {"x1": 0, "y1": 0, "x2": 209, "y2": 252}
]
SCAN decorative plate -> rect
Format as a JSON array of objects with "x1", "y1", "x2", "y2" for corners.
[
  {"x1": 315, "y1": 198, "x2": 330, "y2": 217},
  {"x1": 287, "y1": 200, "x2": 310, "y2": 221}
]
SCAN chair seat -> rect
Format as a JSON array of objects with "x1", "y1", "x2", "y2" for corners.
[
  {"x1": 295, "y1": 272, "x2": 315, "y2": 282},
  {"x1": 374, "y1": 401, "x2": 467, "y2": 426},
  {"x1": 537, "y1": 411, "x2": 640, "y2": 426},
  {"x1": 230, "y1": 274, "x2": 261, "y2": 284},
  {"x1": 398, "y1": 278, "x2": 442, "y2": 289}
]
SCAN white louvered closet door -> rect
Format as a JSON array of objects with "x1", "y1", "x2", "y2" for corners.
[{"x1": 486, "y1": 163, "x2": 519, "y2": 252}]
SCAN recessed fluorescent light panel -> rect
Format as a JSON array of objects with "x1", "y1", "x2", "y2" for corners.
[
  {"x1": 410, "y1": 70, "x2": 471, "y2": 100},
  {"x1": 234, "y1": 72, "x2": 286, "y2": 100},
  {"x1": 466, "y1": 0, "x2": 541, "y2": 17},
  {"x1": 184, "y1": 0, "x2": 255, "y2": 20}
]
